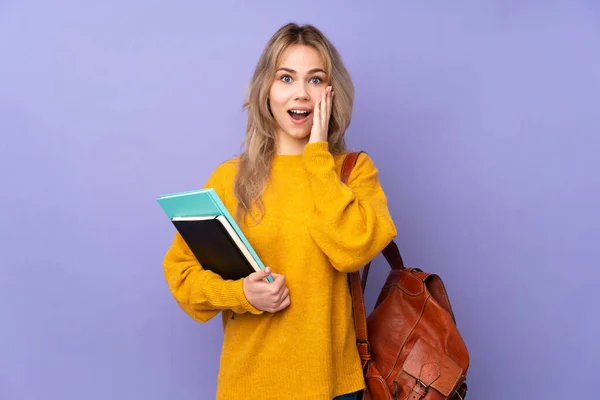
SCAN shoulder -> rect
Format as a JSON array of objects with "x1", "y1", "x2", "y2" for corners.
[
  {"x1": 212, "y1": 156, "x2": 241, "y2": 176},
  {"x1": 203, "y1": 156, "x2": 241, "y2": 189},
  {"x1": 340, "y1": 150, "x2": 376, "y2": 167},
  {"x1": 334, "y1": 149, "x2": 380, "y2": 188},
  {"x1": 335, "y1": 150, "x2": 379, "y2": 185}
]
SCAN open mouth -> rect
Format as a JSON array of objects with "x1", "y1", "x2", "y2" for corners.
[{"x1": 288, "y1": 109, "x2": 312, "y2": 122}]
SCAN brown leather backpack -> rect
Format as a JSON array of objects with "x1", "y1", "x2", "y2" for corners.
[{"x1": 341, "y1": 152, "x2": 470, "y2": 400}]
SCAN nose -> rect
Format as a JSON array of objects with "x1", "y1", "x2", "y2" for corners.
[{"x1": 293, "y1": 81, "x2": 310, "y2": 101}]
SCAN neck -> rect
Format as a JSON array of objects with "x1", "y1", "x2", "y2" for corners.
[{"x1": 275, "y1": 131, "x2": 310, "y2": 155}]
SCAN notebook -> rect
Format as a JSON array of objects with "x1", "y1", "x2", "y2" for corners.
[{"x1": 157, "y1": 188, "x2": 273, "y2": 282}]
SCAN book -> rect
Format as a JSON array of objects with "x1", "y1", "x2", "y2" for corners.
[
  {"x1": 170, "y1": 216, "x2": 261, "y2": 281},
  {"x1": 157, "y1": 188, "x2": 273, "y2": 282}
]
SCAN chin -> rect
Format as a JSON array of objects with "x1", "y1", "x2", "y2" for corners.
[{"x1": 286, "y1": 129, "x2": 311, "y2": 140}]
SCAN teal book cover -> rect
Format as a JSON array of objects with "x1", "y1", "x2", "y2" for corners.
[{"x1": 157, "y1": 188, "x2": 273, "y2": 282}]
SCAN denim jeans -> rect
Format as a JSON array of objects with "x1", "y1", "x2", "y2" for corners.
[{"x1": 333, "y1": 391, "x2": 361, "y2": 400}]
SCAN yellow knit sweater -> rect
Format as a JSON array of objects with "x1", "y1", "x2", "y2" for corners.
[{"x1": 163, "y1": 142, "x2": 397, "y2": 400}]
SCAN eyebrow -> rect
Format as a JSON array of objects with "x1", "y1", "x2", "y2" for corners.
[{"x1": 277, "y1": 67, "x2": 327, "y2": 75}]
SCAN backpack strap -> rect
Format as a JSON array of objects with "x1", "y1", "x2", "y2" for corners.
[
  {"x1": 340, "y1": 151, "x2": 372, "y2": 367},
  {"x1": 341, "y1": 151, "x2": 372, "y2": 292},
  {"x1": 341, "y1": 151, "x2": 406, "y2": 370}
]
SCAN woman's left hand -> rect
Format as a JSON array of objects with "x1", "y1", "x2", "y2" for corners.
[{"x1": 309, "y1": 86, "x2": 333, "y2": 143}]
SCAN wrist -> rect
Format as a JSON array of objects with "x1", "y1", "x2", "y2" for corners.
[
  {"x1": 237, "y1": 278, "x2": 263, "y2": 315},
  {"x1": 303, "y1": 141, "x2": 330, "y2": 155}
]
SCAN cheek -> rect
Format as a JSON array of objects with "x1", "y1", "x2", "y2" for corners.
[
  {"x1": 313, "y1": 87, "x2": 325, "y2": 98},
  {"x1": 268, "y1": 92, "x2": 287, "y2": 114},
  {"x1": 269, "y1": 82, "x2": 290, "y2": 100}
]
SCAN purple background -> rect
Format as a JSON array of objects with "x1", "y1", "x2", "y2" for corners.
[{"x1": 1, "y1": 1, "x2": 598, "y2": 399}]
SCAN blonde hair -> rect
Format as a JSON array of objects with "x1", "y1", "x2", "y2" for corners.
[{"x1": 234, "y1": 22, "x2": 355, "y2": 224}]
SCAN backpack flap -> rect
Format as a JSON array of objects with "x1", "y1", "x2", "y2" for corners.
[{"x1": 401, "y1": 337, "x2": 465, "y2": 397}]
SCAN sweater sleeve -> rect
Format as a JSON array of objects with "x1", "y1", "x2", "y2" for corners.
[
  {"x1": 162, "y1": 163, "x2": 264, "y2": 323},
  {"x1": 302, "y1": 142, "x2": 397, "y2": 273}
]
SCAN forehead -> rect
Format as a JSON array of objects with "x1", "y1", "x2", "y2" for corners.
[{"x1": 277, "y1": 44, "x2": 326, "y2": 72}]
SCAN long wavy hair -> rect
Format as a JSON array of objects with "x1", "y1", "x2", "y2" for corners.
[{"x1": 234, "y1": 22, "x2": 355, "y2": 224}]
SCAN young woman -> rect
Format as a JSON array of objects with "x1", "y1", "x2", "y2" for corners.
[{"x1": 163, "y1": 22, "x2": 397, "y2": 400}]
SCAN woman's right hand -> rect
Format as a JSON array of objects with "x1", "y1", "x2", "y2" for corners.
[{"x1": 243, "y1": 267, "x2": 290, "y2": 312}]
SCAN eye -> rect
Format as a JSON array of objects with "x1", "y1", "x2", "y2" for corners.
[
  {"x1": 310, "y1": 77, "x2": 323, "y2": 84},
  {"x1": 281, "y1": 75, "x2": 292, "y2": 83}
]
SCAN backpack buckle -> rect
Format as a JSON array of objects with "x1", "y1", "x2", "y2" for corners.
[
  {"x1": 416, "y1": 379, "x2": 430, "y2": 389},
  {"x1": 357, "y1": 339, "x2": 371, "y2": 353},
  {"x1": 406, "y1": 379, "x2": 429, "y2": 400}
]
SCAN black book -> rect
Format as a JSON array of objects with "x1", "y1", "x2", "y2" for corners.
[{"x1": 171, "y1": 216, "x2": 260, "y2": 281}]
